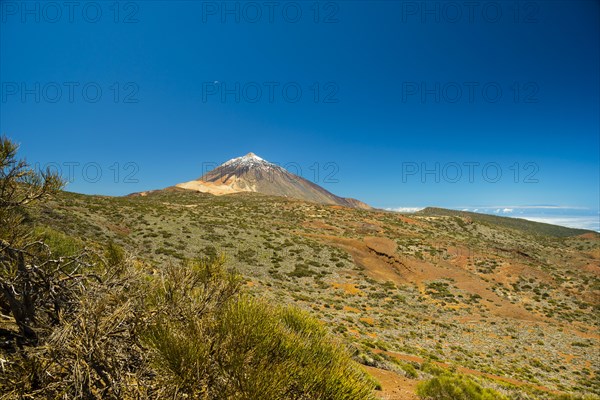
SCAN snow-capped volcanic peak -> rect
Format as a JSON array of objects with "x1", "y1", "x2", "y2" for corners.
[
  {"x1": 175, "y1": 151, "x2": 371, "y2": 209},
  {"x1": 222, "y1": 152, "x2": 273, "y2": 168}
]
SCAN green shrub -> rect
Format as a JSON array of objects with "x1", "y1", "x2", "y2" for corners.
[
  {"x1": 400, "y1": 362, "x2": 419, "y2": 379},
  {"x1": 142, "y1": 258, "x2": 377, "y2": 400},
  {"x1": 422, "y1": 361, "x2": 447, "y2": 376},
  {"x1": 288, "y1": 263, "x2": 316, "y2": 278},
  {"x1": 104, "y1": 241, "x2": 126, "y2": 271},
  {"x1": 417, "y1": 373, "x2": 509, "y2": 400},
  {"x1": 34, "y1": 226, "x2": 84, "y2": 258}
]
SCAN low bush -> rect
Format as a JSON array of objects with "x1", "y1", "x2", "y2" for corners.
[
  {"x1": 144, "y1": 258, "x2": 375, "y2": 399},
  {"x1": 400, "y1": 362, "x2": 419, "y2": 379},
  {"x1": 417, "y1": 372, "x2": 509, "y2": 400}
]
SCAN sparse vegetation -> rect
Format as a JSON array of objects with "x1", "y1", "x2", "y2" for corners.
[
  {"x1": 2, "y1": 137, "x2": 598, "y2": 398},
  {"x1": 0, "y1": 138, "x2": 377, "y2": 399}
]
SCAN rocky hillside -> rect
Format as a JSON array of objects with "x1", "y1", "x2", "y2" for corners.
[{"x1": 34, "y1": 189, "x2": 600, "y2": 399}]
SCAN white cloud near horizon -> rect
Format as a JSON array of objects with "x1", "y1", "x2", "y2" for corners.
[
  {"x1": 518, "y1": 216, "x2": 600, "y2": 232},
  {"x1": 464, "y1": 205, "x2": 590, "y2": 210},
  {"x1": 385, "y1": 207, "x2": 424, "y2": 213}
]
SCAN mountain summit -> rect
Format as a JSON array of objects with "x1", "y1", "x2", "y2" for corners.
[{"x1": 175, "y1": 153, "x2": 370, "y2": 209}]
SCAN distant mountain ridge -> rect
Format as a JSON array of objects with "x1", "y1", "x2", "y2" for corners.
[
  {"x1": 416, "y1": 207, "x2": 595, "y2": 237},
  {"x1": 173, "y1": 153, "x2": 371, "y2": 209}
]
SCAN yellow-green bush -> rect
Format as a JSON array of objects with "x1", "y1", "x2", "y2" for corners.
[
  {"x1": 143, "y1": 258, "x2": 377, "y2": 400},
  {"x1": 33, "y1": 227, "x2": 85, "y2": 258},
  {"x1": 417, "y1": 372, "x2": 509, "y2": 400}
]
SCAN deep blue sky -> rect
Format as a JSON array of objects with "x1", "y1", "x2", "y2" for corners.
[{"x1": 1, "y1": 1, "x2": 599, "y2": 228}]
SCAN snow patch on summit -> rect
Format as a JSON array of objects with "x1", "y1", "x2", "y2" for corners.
[
  {"x1": 223, "y1": 152, "x2": 262, "y2": 165},
  {"x1": 221, "y1": 152, "x2": 282, "y2": 170}
]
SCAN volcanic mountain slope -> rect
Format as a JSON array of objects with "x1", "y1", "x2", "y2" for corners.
[
  {"x1": 174, "y1": 152, "x2": 371, "y2": 209},
  {"x1": 37, "y1": 189, "x2": 600, "y2": 399}
]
